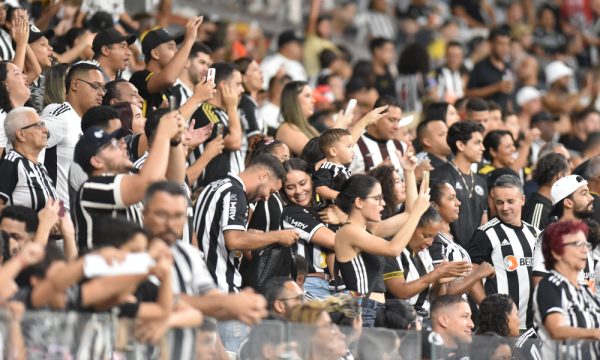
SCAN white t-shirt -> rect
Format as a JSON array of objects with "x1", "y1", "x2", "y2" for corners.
[
  {"x1": 40, "y1": 102, "x2": 82, "y2": 212},
  {"x1": 80, "y1": 0, "x2": 125, "y2": 22}
]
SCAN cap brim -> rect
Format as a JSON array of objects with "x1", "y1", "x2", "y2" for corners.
[
  {"x1": 399, "y1": 114, "x2": 415, "y2": 127},
  {"x1": 109, "y1": 127, "x2": 129, "y2": 139}
]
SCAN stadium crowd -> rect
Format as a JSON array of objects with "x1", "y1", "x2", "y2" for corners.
[{"x1": 2, "y1": 0, "x2": 600, "y2": 358}]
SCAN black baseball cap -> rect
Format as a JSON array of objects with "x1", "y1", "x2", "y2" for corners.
[
  {"x1": 277, "y1": 29, "x2": 304, "y2": 49},
  {"x1": 74, "y1": 126, "x2": 127, "y2": 173},
  {"x1": 28, "y1": 24, "x2": 54, "y2": 44},
  {"x1": 141, "y1": 28, "x2": 184, "y2": 57},
  {"x1": 93, "y1": 28, "x2": 136, "y2": 54}
]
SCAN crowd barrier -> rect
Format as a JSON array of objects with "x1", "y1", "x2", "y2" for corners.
[{"x1": 0, "y1": 310, "x2": 596, "y2": 359}]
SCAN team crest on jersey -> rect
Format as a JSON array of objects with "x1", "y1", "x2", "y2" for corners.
[
  {"x1": 503, "y1": 255, "x2": 533, "y2": 271},
  {"x1": 455, "y1": 182, "x2": 463, "y2": 190},
  {"x1": 475, "y1": 185, "x2": 484, "y2": 196}
]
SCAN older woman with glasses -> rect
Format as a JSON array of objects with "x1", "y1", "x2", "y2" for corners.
[
  {"x1": 0, "y1": 107, "x2": 57, "y2": 211},
  {"x1": 534, "y1": 220, "x2": 600, "y2": 359}
]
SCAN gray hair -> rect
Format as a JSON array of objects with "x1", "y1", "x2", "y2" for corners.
[
  {"x1": 585, "y1": 156, "x2": 600, "y2": 179},
  {"x1": 492, "y1": 174, "x2": 524, "y2": 194},
  {"x1": 4, "y1": 107, "x2": 38, "y2": 145}
]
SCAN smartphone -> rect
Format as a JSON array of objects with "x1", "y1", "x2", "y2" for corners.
[
  {"x1": 216, "y1": 123, "x2": 224, "y2": 137},
  {"x1": 344, "y1": 99, "x2": 357, "y2": 117},
  {"x1": 83, "y1": 253, "x2": 156, "y2": 278},
  {"x1": 169, "y1": 95, "x2": 177, "y2": 111},
  {"x1": 206, "y1": 68, "x2": 216, "y2": 85}
]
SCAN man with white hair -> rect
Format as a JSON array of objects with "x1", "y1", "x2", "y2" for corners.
[{"x1": 0, "y1": 107, "x2": 57, "y2": 211}]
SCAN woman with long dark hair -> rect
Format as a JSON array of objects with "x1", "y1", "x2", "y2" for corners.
[
  {"x1": 280, "y1": 158, "x2": 336, "y2": 300},
  {"x1": 334, "y1": 174, "x2": 431, "y2": 326},
  {"x1": 112, "y1": 102, "x2": 147, "y2": 161},
  {"x1": 0, "y1": 60, "x2": 31, "y2": 157}
]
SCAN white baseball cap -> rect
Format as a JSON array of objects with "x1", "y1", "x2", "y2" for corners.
[
  {"x1": 516, "y1": 86, "x2": 541, "y2": 106},
  {"x1": 399, "y1": 114, "x2": 415, "y2": 127},
  {"x1": 545, "y1": 61, "x2": 573, "y2": 85},
  {"x1": 551, "y1": 175, "x2": 588, "y2": 205}
]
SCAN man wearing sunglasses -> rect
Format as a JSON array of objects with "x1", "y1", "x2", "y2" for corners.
[
  {"x1": 532, "y1": 175, "x2": 596, "y2": 288},
  {"x1": 0, "y1": 107, "x2": 57, "y2": 212}
]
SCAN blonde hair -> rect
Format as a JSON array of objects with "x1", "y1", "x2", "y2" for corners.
[
  {"x1": 288, "y1": 301, "x2": 328, "y2": 325},
  {"x1": 280, "y1": 81, "x2": 319, "y2": 138}
]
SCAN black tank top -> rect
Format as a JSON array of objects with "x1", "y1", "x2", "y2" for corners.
[{"x1": 337, "y1": 250, "x2": 385, "y2": 294}]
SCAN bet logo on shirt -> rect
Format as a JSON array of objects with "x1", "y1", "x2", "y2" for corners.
[{"x1": 503, "y1": 255, "x2": 533, "y2": 271}]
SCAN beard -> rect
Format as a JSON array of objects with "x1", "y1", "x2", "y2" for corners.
[{"x1": 574, "y1": 203, "x2": 594, "y2": 219}]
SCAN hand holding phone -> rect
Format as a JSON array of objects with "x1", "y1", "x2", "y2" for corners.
[
  {"x1": 206, "y1": 68, "x2": 216, "y2": 85},
  {"x1": 344, "y1": 99, "x2": 357, "y2": 117},
  {"x1": 216, "y1": 123, "x2": 224, "y2": 137}
]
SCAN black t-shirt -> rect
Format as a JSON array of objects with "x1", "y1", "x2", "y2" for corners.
[
  {"x1": 450, "y1": 0, "x2": 485, "y2": 24},
  {"x1": 558, "y1": 133, "x2": 585, "y2": 155},
  {"x1": 431, "y1": 163, "x2": 487, "y2": 248},
  {"x1": 522, "y1": 192, "x2": 553, "y2": 231},
  {"x1": 129, "y1": 70, "x2": 169, "y2": 117},
  {"x1": 189, "y1": 103, "x2": 244, "y2": 188},
  {"x1": 426, "y1": 152, "x2": 447, "y2": 170},
  {"x1": 374, "y1": 68, "x2": 396, "y2": 98},
  {"x1": 467, "y1": 57, "x2": 512, "y2": 110}
]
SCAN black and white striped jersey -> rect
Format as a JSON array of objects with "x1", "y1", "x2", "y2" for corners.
[
  {"x1": 248, "y1": 192, "x2": 284, "y2": 232},
  {"x1": 0, "y1": 149, "x2": 57, "y2": 211},
  {"x1": 41, "y1": 102, "x2": 82, "y2": 213},
  {"x1": 193, "y1": 174, "x2": 248, "y2": 293},
  {"x1": 0, "y1": 27, "x2": 14, "y2": 61},
  {"x1": 337, "y1": 250, "x2": 384, "y2": 294},
  {"x1": 281, "y1": 204, "x2": 327, "y2": 274},
  {"x1": 74, "y1": 174, "x2": 144, "y2": 250},
  {"x1": 429, "y1": 231, "x2": 472, "y2": 265},
  {"x1": 188, "y1": 103, "x2": 245, "y2": 190},
  {"x1": 350, "y1": 132, "x2": 404, "y2": 174},
  {"x1": 534, "y1": 270, "x2": 600, "y2": 359},
  {"x1": 384, "y1": 248, "x2": 435, "y2": 313},
  {"x1": 168, "y1": 79, "x2": 192, "y2": 109},
  {"x1": 168, "y1": 239, "x2": 216, "y2": 360},
  {"x1": 469, "y1": 217, "x2": 540, "y2": 330}
]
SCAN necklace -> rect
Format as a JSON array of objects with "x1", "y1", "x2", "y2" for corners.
[{"x1": 450, "y1": 161, "x2": 474, "y2": 198}]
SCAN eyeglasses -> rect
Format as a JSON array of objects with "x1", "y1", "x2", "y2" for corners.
[
  {"x1": 278, "y1": 294, "x2": 304, "y2": 303},
  {"x1": 77, "y1": 78, "x2": 106, "y2": 93},
  {"x1": 363, "y1": 194, "x2": 385, "y2": 204},
  {"x1": 563, "y1": 240, "x2": 592, "y2": 250},
  {"x1": 97, "y1": 138, "x2": 120, "y2": 153},
  {"x1": 20, "y1": 121, "x2": 46, "y2": 131}
]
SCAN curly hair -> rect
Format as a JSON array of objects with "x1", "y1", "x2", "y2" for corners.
[
  {"x1": 245, "y1": 134, "x2": 286, "y2": 166},
  {"x1": 477, "y1": 294, "x2": 514, "y2": 336},
  {"x1": 368, "y1": 165, "x2": 400, "y2": 219},
  {"x1": 447, "y1": 120, "x2": 485, "y2": 155}
]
